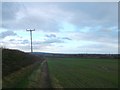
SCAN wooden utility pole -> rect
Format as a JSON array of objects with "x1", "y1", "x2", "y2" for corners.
[{"x1": 26, "y1": 29, "x2": 35, "y2": 53}]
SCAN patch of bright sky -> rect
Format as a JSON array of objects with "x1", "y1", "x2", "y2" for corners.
[
  {"x1": 59, "y1": 21, "x2": 104, "y2": 34},
  {"x1": 0, "y1": 28, "x2": 8, "y2": 32},
  {"x1": 15, "y1": 30, "x2": 46, "y2": 41},
  {"x1": 60, "y1": 22, "x2": 76, "y2": 32},
  {"x1": 48, "y1": 39, "x2": 97, "y2": 54},
  {"x1": 16, "y1": 10, "x2": 26, "y2": 20},
  {"x1": 108, "y1": 26, "x2": 118, "y2": 32},
  {"x1": 81, "y1": 26, "x2": 102, "y2": 32}
]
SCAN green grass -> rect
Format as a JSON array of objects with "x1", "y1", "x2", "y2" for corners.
[
  {"x1": 3, "y1": 62, "x2": 41, "y2": 88},
  {"x1": 47, "y1": 57, "x2": 118, "y2": 88},
  {"x1": 2, "y1": 48, "x2": 44, "y2": 88}
]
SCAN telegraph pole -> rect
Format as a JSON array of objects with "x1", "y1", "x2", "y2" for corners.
[{"x1": 26, "y1": 29, "x2": 35, "y2": 53}]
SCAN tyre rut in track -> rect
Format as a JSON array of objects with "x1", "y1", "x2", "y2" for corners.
[{"x1": 39, "y1": 60, "x2": 52, "y2": 88}]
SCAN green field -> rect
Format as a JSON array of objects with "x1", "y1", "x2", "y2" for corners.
[{"x1": 47, "y1": 57, "x2": 118, "y2": 88}]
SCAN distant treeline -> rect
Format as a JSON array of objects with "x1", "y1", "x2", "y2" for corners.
[
  {"x1": 49, "y1": 54, "x2": 119, "y2": 59},
  {"x1": 33, "y1": 52, "x2": 119, "y2": 59}
]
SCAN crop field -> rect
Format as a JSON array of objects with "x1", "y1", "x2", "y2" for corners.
[{"x1": 47, "y1": 57, "x2": 118, "y2": 88}]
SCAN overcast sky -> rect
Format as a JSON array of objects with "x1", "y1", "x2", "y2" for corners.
[{"x1": 0, "y1": 2, "x2": 118, "y2": 54}]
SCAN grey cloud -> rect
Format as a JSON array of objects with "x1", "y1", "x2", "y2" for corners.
[
  {"x1": 32, "y1": 34, "x2": 65, "y2": 48},
  {"x1": 2, "y1": 2, "x2": 117, "y2": 39},
  {"x1": 9, "y1": 39, "x2": 15, "y2": 41},
  {"x1": 78, "y1": 42, "x2": 118, "y2": 54},
  {"x1": 32, "y1": 39, "x2": 62, "y2": 51},
  {"x1": 72, "y1": 26, "x2": 118, "y2": 44},
  {"x1": 2, "y1": 2, "x2": 63, "y2": 32},
  {"x1": 33, "y1": 41, "x2": 42, "y2": 45},
  {"x1": 58, "y1": 2, "x2": 117, "y2": 28},
  {"x1": 0, "y1": 30, "x2": 17, "y2": 39},
  {"x1": 0, "y1": 2, "x2": 2, "y2": 27},
  {"x1": 2, "y1": 2, "x2": 21, "y2": 20},
  {"x1": 8, "y1": 38, "x2": 29, "y2": 44},
  {"x1": 12, "y1": 15, "x2": 62, "y2": 32},
  {"x1": 62, "y1": 37, "x2": 72, "y2": 40},
  {"x1": 44, "y1": 39, "x2": 64, "y2": 44},
  {"x1": 34, "y1": 39, "x2": 64, "y2": 45},
  {"x1": 21, "y1": 40, "x2": 29, "y2": 44},
  {"x1": 45, "y1": 34, "x2": 56, "y2": 38},
  {"x1": 45, "y1": 34, "x2": 71, "y2": 44},
  {"x1": 2, "y1": 2, "x2": 117, "y2": 32}
]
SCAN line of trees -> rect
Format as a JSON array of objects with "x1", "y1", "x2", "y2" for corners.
[{"x1": 45, "y1": 53, "x2": 119, "y2": 59}]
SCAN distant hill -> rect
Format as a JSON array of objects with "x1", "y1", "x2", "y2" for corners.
[
  {"x1": 33, "y1": 52, "x2": 54, "y2": 56},
  {"x1": 32, "y1": 52, "x2": 119, "y2": 59},
  {"x1": 2, "y1": 49, "x2": 44, "y2": 77}
]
